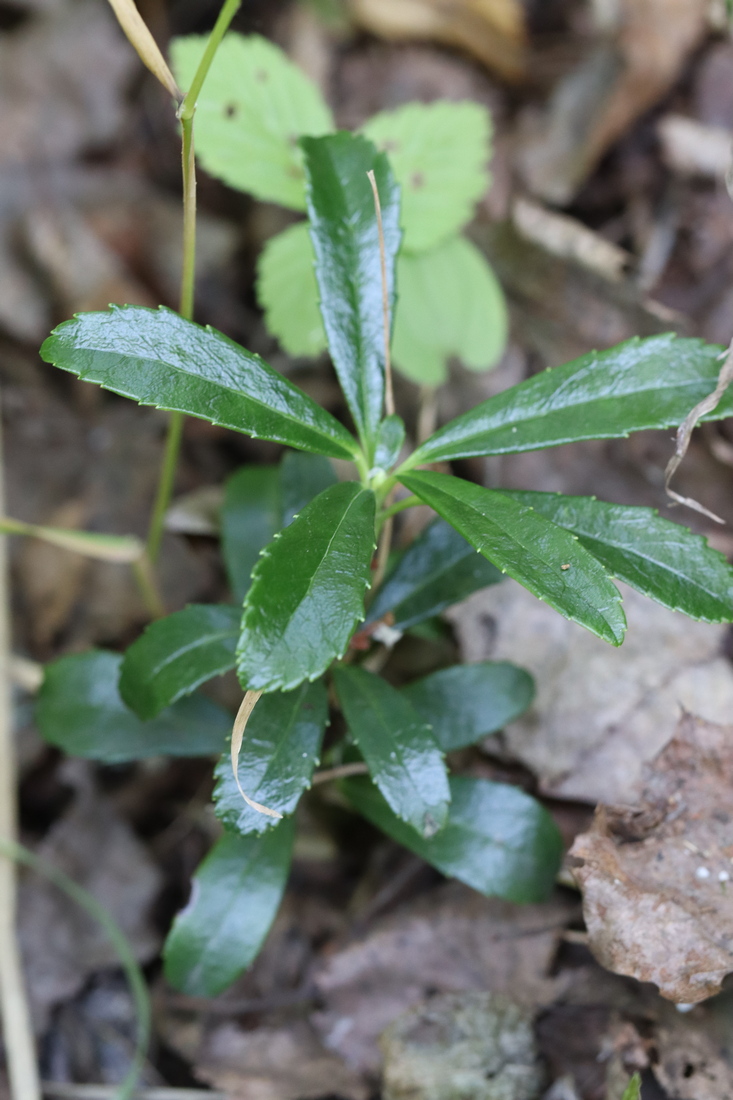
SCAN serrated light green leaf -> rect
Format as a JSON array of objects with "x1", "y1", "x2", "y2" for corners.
[
  {"x1": 334, "y1": 666, "x2": 450, "y2": 837},
  {"x1": 37, "y1": 651, "x2": 231, "y2": 763},
  {"x1": 343, "y1": 776, "x2": 563, "y2": 904},
  {"x1": 163, "y1": 822, "x2": 294, "y2": 996},
  {"x1": 171, "y1": 34, "x2": 333, "y2": 210},
  {"x1": 237, "y1": 482, "x2": 376, "y2": 692},
  {"x1": 302, "y1": 132, "x2": 401, "y2": 446},
  {"x1": 119, "y1": 605, "x2": 240, "y2": 719},
  {"x1": 362, "y1": 101, "x2": 491, "y2": 252},
  {"x1": 367, "y1": 518, "x2": 503, "y2": 631},
  {"x1": 221, "y1": 465, "x2": 282, "y2": 603},
  {"x1": 408, "y1": 334, "x2": 730, "y2": 465},
  {"x1": 401, "y1": 471, "x2": 626, "y2": 645},
  {"x1": 280, "y1": 450, "x2": 337, "y2": 526},
  {"x1": 403, "y1": 662, "x2": 535, "y2": 752},
  {"x1": 392, "y1": 237, "x2": 507, "y2": 385},
  {"x1": 214, "y1": 680, "x2": 327, "y2": 835},
  {"x1": 504, "y1": 491, "x2": 733, "y2": 624},
  {"x1": 40, "y1": 306, "x2": 359, "y2": 460},
  {"x1": 256, "y1": 222, "x2": 327, "y2": 358}
]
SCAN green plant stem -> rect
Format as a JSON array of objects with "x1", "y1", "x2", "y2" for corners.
[
  {"x1": 178, "y1": 0, "x2": 242, "y2": 121},
  {"x1": 0, "y1": 398, "x2": 41, "y2": 1100},
  {"x1": 0, "y1": 838, "x2": 150, "y2": 1100},
  {"x1": 146, "y1": 0, "x2": 241, "y2": 566},
  {"x1": 378, "y1": 494, "x2": 420, "y2": 526}
]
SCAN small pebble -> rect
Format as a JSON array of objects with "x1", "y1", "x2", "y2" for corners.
[
  {"x1": 719, "y1": 870, "x2": 730, "y2": 883},
  {"x1": 695, "y1": 866, "x2": 711, "y2": 880}
]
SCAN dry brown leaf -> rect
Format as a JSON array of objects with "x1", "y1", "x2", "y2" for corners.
[
  {"x1": 518, "y1": 0, "x2": 709, "y2": 203},
  {"x1": 348, "y1": 0, "x2": 527, "y2": 82},
  {"x1": 17, "y1": 498, "x2": 90, "y2": 647},
  {"x1": 312, "y1": 882, "x2": 575, "y2": 1074},
  {"x1": 446, "y1": 582, "x2": 733, "y2": 804},
  {"x1": 653, "y1": 1020, "x2": 733, "y2": 1099},
  {"x1": 19, "y1": 763, "x2": 162, "y2": 1031},
  {"x1": 195, "y1": 1019, "x2": 367, "y2": 1100},
  {"x1": 569, "y1": 713, "x2": 733, "y2": 1004}
]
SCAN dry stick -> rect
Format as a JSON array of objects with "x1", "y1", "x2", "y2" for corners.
[
  {"x1": 0, "y1": 398, "x2": 42, "y2": 1100},
  {"x1": 664, "y1": 338, "x2": 733, "y2": 524},
  {"x1": 230, "y1": 690, "x2": 282, "y2": 818},
  {"x1": 310, "y1": 762, "x2": 370, "y2": 787}
]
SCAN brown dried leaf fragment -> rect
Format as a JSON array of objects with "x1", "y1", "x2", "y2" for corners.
[{"x1": 569, "y1": 713, "x2": 733, "y2": 1004}]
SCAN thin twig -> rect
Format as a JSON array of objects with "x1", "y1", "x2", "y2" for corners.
[
  {"x1": 366, "y1": 169, "x2": 394, "y2": 418},
  {"x1": 664, "y1": 339, "x2": 733, "y2": 523},
  {"x1": 371, "y1": 515, "x2": 393, "y2": 593},
  {"x1": 0, "y1": 395, "x2": 41, "y2": 1100},
  {"x1": 311, "y1": 762, "x2": 369, "y2": 786},
  {"x1": 43, "y1": 1088, "x2": 225, "y2": 1100}
]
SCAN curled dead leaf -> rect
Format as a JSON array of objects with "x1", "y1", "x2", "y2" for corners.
[{"x1": 569, "y1": 713, "x2": 733, "y2": 1004}]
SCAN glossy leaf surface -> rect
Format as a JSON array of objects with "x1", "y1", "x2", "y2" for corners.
[
  {"x1": 343, "y1": 776, "x2": 563, "y2": 903},
  {"x1": 403, "y1": 662, "x2": 535, "y2": 752},
  {"x1": 40, "y1": 306, "x2": 359, "y2": 459},
  {"x1": 171, "y1": 34, "x2": 333, "y2": 209},
  {"x1": 163, "y1": 821, "x2": 294, "y2": 996},
  {"x1": 409, "y1": 335, "x2": 729, "y2": 464},
  {"x1": 280, "y1": 451, "x2": 337, "y2": 527},
  {"x1": 256, "y1": 222, "x2": 326, "y2": 358},
  {"x1": 214, "y1": 680, "x2": 327, "y2": 835},
  {"x1": 367, "y1": 518, "x2": 502, "y2": 631},
  {"x1": 237, "y1": 482, "x2": 376, "y2": 691},
  {"x1": 392, "y1": 238, "x2": 507, "y2": 385},
  {"x1": 37, "y1": 651, "x2": 231, "y2": 762},
  {"x1": 334, "y1": 666, "x2": 450, "y2": 837},
  {"x1": 401, "y1": 471, "x2": 626, "y2": 645},
  {"x1": 302, "y1": 132, "x2": 400, "y2": 445},
  {"x1": 505, "y1": 491, "x2": 733, "y2": 623},
  {"x1": 362, "y1": 101, "x2": 491, "y2": 252},
  {"x1": 221, "y1": 465, "x2": 281, "y2": 602},
  {"x1": 119, "y1": 605, "x2": 240, "y2": 719}
]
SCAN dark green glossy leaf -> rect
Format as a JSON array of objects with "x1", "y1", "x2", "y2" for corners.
[
  {"x1": 374, "y1": 415, "x2": 406, "y2": 470},
  {"x1": 214, "y1": 680, "x2": 327, "y2": 835},
  {"x1": 119, "y1": 605, "x2": 240, "y2": 719},
  {"x1": 333, "y1": 666, "x2": 450, "y2": 837},
  {"x1": 40, "y1": 306, "x2": 359, "y2": 460},
  {"x1": 237, "y1": 482, "x2": 376, "y2": 691},
  {"x1": 302, "y1": 132, "x2": 401, "y2": 447},
  {"x1": 403, "y1": 662, "x2": 535, "y2": 752},
  {"x1": 343, "y1": 775, "x2": 563, "y2": 903},
  {"x1": 504, "y1": 491, "x2": 733, "y2": 623},
  {"x1": 408, "y1": 334, "x2": 729, "y2": 464},
  {"x1": 163, "y1": 821, "x2": 294, "y2": 996},
  {"x1": 221, "y1": 465, "x2": 282, "y2": 602},
  {"x1": 401, "y1": 471, "x2": 626, "y2": 645},
  {"x1": 367, "y1": 518, "x2": 502, "y2": 631},
  {"x1": 37, "y1": 651, "x2": 231, "y2": 763},
  {"x1": 280, "y1": 451, "x2": 337, "y2": 527}
]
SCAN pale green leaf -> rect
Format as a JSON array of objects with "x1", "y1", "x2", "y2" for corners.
[{"x1": 256, "y1": 222, "x2": 327, "y2": 358}]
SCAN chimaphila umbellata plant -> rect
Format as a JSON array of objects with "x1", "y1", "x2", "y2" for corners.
[{"x1": 32, "y1": 10, "x2": 733, "y2": 997}]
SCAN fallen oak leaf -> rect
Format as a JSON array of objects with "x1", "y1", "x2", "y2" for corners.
[{"x1": 569, "y1": 712, "x2": 733, "y2": 1004}]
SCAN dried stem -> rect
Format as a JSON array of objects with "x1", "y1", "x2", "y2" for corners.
[
  {"x1": 0, "y1": 395, "x2": 42, "y2": 1100},
  {"x1": 311, "y1": 762, "x2": 370, "y2": 786}
]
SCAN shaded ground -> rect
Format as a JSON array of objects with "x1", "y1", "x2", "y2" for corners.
[{"x1": 3, "y1": 0, "x2": 733, "y2": 1097}]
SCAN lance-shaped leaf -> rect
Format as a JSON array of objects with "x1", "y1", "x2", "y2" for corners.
[
  {"x1": 407, "y1": 334, "x2": 730, "y2": 465},
  {"x1": 403, "y1": 662, "x2": 535, "y2": 752},
  {"x1": 280, "y1": 451, "x2": 337, "y2": 526},
  {"x1": 504, "y1": 491, "x2": 733, "y2": 624},
  {"x1": 163, "y1": 821, "x2": 294, "y2": 996},
  {"x1": 400, "y1": 471, "x2": 626, "y2": 645},
  {"x1": 40, "y1": 306, "x2": 359, "y2": 460},
  {"x1": 367, "y1": 518, "x2": 502, "y2": 631},
  {"x1": 333, "y1": 666, "x2": 450, "y2": 837},
  {"x1": 343, "y1": 775, "x2": 563, "y2": 904},
  {"x1": 237, "y1": 482, "x2": 376, "y2": 692},
  {"x1": 171, "y1": 34, "x2": 333, "y2": 210},
  {"x1": 37, "y1": 651, "x2": 231, "y2": 763},
  {"x1": 119, "y1": 605, "x2": 240, "y2": 719},
  {"x1": 221, "y1": 465, "x2": 281, "y2": 603},
  {"x1": 362, "y1": 100, "x2": 491, "y2": 253},
  {"x1": 214, "y1": 681, "x2": 327, "y2": 836},
  {"x1": 302, "y1": 132, "x2": 401, "y2": 446}
]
